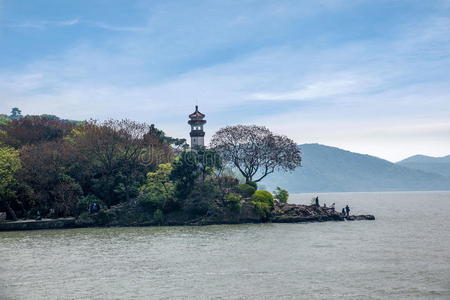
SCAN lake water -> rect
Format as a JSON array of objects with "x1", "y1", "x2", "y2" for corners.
[{"x1": 1, "y1": 191, "x2": 450, "y2": 299}]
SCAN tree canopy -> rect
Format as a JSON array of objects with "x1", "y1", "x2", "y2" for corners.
[{"x1": 210, "y1": 125, "x2": 301, "y2": 183}]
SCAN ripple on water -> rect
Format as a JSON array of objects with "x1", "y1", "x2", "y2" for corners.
[{"x1": 1, "y1": 191, "x2": 450, "y2": 299}]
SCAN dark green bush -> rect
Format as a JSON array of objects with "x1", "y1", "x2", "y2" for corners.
[
  {"x1": 94, "y1": 210, "x2": 114, "y2": 225},
  {"x1": 75, "y1": 211, "x2": 94, "y2": 226},
  {"x1": 246, "y1": 181, "x2": 257, "y2": 190},
  {"x1": 137, "y1": 191, "x2": 165, "y2": 213},
  {"x1": 153, "y1": 209, "x2": 164, "y2": 225},
  {"x1": 224, "y1": 193, "x2": 242, "y2": 212},
  {"x1": 236, "y1": 184, "x2": 256, "y2": 197},
  {"x1": 184, "y1": 182, "x2": 220, "y2": 217}
]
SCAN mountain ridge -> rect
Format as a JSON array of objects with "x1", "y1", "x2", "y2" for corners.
[
  {"x1": 398, "y1": 154, "x2": 450, "y2": 164},
  {"x1": 261, "y1": 143, "x2": 450, "y2": 193}
]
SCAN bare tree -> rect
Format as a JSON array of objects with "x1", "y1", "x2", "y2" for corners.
[{"x1": 210, "y1": 125, "x2": 301, "y2": 183}]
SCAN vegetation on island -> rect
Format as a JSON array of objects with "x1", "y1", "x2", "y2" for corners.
[{"x1": 0, "y1": 109, "x2": 299, "y2": 225}]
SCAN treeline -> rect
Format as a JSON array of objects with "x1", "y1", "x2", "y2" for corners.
[
  {"x1": 0, "y1": 111, "x2": 187, "y2": 220},
  {"x1": 0, "y1": 109, "x2": 298, "y2": 222}
]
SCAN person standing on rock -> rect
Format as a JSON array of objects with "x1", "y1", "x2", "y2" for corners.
[
  {"x1": 345, "y1": 205, "x2": 350, "y2": 217},
  {"x1": 315, "y1": 196, "x2": 319, "y2": 206}
]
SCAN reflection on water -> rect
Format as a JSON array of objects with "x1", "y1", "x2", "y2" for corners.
[{"x1": 1, "y1": 191, "x2": 450, "y2": 299}]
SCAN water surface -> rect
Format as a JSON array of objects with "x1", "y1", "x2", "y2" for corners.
[{"x1": 1, "y1": 191, "x2": 450, "y2": 299}]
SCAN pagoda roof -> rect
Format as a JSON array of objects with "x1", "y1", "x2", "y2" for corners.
[{"x1": 189, "y1": 105, "x2": 205, "y2": 118}]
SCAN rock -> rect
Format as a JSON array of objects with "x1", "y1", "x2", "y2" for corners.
[
  {"x1": 346, "y1": 215, "x2": 375, "y2": 221},
  {"x1": 270, "y1": 202, "x2": 375, "y2": 223}
]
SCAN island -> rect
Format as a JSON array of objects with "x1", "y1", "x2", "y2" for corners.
[{"x1": 0, "y1": 108, "x2": 374, "y2": 231}]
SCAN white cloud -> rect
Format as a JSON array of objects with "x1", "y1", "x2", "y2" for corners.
[
  {"x1": 11, "y1": 18, "x2": 81, "y2": 29},
  {"x1": 250, "y1": 76, "x2": 371, "y2": 101},
  {"x1": 1, "y1": 5, "x2": 450, "y2": 160},
  {"x1": 10, "y1": 18, "x2": 147, "y2": 32}
]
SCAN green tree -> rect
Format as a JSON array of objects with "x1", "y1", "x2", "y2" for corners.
[
  {"x1": 0, "y1": 147, "x2": 21, "y2": 220},
  {"x1": 0, "y1": 115, "x2": 9, "y2": 126},
  {"x1": 196, "y1": 148, "x2": 223, "y2": 181},
  {"x1": 236, "y1": 183, "x2": 256, "y2": 197},
  {"x1": 169, "y1": 151, "x2": 201, "y2": 199},
  {"x1": 273, "y1": 187, "x2": 289, "y2": 205},
  {"x1": 139, "y1": 163, "x2": 175, "y2": 212},
  {"x1": 9, "y1": 108, "x2": 22, "y2": 120},
  {"x1": 169, "y1": 150, "x2": 222, "y2": 199},
  {"x1": 141, "y1": 163, "x2": 174, "y2": 197}
]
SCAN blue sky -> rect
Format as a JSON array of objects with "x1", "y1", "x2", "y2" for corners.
[{"x1": 1, "y1": 0, "x2": 449, "y2": 161}]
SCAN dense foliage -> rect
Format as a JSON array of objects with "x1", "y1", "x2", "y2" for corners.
[
  {"x1": 0, "y1": 110, "x2": 172, "y2": 219},
  {"x1": 0, "y1": 109, "x2": 295, "y2": 223},
  {"x1": 236, "y1": 184, "x2": 256, "y2": 197},
  {"x1": 250, "y1": 190, "x2": 274, "y2": 219},
  {"x1": 0, "y1": 147, "x2": 21, "y2": 220}
]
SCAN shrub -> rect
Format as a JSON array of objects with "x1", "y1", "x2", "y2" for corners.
[
  {"x1": 153, "y1": 209, "x2": 164, "y2": 225},
  {"x1": 236, "y1": 184, "x2": 256, "y2": 198},
  {"x1": 224, "y1": 193, "x2": 242, "y2": 212},
  {"x1": 273, "y1": 187, "x2": 289, "y2": 205},
  {"x1": 251, "y1": 190, "x2": 274, "y2": 219},
  {"x1": 252, "y1": 200, "x2": 271, "y2": 219},
  {"x1": 184, "y1": 182, "x2": 220, "y2": 217},
  {"x1": 75, "y1": 211, "x2": 94, "y2": 226},
  {"x1": 246, "y1": 181, "x2": 257, "y2": 190},
  {"x1": 137, "y1": 191, "x2": 165, "y2": 213},
  {"x1": 251, "y1": 190, "x2": 274, "y2": 209},
  {"x1": 94, "y1": 210, "x2": 114, "y2": 225}
]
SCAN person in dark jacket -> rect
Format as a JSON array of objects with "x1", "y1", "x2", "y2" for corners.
[{"x1": 345, "y1": 205, "x2": 350, "y2": 217}]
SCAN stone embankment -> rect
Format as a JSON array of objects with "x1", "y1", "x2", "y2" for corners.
[
  {"x1": 0, "y1": 203, "x2": 374, "y2": 231},
  {"x1": 270, "y1": 203, "x2": 375, "y2": 223},
  {"x1": 0, "y1": 218, "x2": 77, "y2": 231}
]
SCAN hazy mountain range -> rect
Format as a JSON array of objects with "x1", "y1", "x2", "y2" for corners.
[{"x1": 262, "y1": 144, "x2": 450, "y2": 193}]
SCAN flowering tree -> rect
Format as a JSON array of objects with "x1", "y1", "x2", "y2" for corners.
[{"x1": 210, "y1": 125, "x2": 301, "y2": 183}]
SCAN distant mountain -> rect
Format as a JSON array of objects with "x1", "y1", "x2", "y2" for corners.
[
  {"x1": 398, "y1": 154, "x2": 450, "y2": 164},
  {"x1": 397, "y1": 155, "x2": 450, "y2": 178},
  {"x1": 261, "y1": 143, "x2": 450, "y2": 193}
]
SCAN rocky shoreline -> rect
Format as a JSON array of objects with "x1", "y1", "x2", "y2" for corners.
[{"x1": 0, "y1": 202, "x2": 374, "y2": 231}]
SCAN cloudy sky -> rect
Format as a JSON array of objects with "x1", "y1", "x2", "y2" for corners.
[{"x1": 1, "y1": 0, "x2": 449, "y2": 161}]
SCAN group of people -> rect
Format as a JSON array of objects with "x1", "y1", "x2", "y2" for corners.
[{"x1": 313, "y1": 196, "x2": 351, "y2": 217}]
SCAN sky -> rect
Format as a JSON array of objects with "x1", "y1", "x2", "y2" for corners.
[{"x1": 0, "y1": 0, "x2": 449, "y2": 162}]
